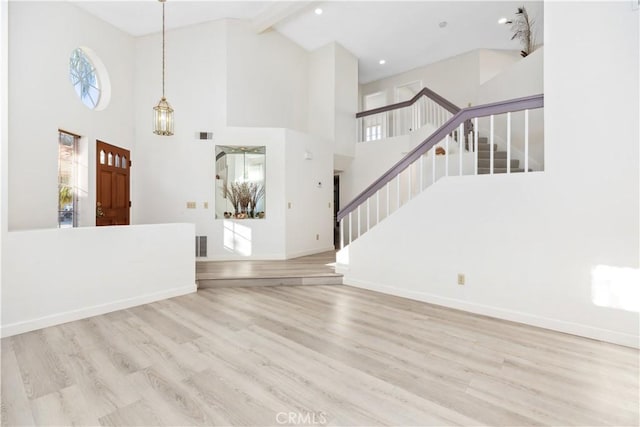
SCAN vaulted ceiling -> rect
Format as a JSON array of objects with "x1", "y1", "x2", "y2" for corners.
[{"x1": 71, "y1": 1, "x2": 544, "y2": 83}]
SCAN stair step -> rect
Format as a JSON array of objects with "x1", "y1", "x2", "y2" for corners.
[
  {"x1": 197, "y1": 274, "x2": 344, "y2": 288},
  {"x1": 478, "y1": 158, "x2": 520, "y2": 168},
  {"x1": 477, "y1": 142, "x2": 497, "y2": 151},
  {"x1": 478, "y1": 167, "x2": 525, "y2": 174},
  {"x1": 478, "y1": 150, "x2": 507, "y2": 159}
]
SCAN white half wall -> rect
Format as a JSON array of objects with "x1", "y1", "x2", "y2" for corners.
[
  {"x1": 340, "y1": 2, "x2": 639, "y2": 348},
  {"x1": 1, "y1": 223, "x2": 196, "y2": 337}
]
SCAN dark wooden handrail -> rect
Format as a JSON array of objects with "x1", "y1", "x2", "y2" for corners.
[
  {"x1": 356, "y1": 87, "x2": 459, "y2": 119},
  {"x1": 338, "y1": 94, "x2": 544, "y2": 221}
]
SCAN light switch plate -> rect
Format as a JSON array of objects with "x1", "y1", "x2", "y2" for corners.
[{"x1": 187, "y1": 201, "x2": 196, "y2": 209}]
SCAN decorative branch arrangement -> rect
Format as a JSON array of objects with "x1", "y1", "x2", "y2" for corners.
[
  {"x1": 510, "y1": 6, "x2": 535, "y2": 57},
  {"x1": 248, "y1": 182, "x2": 265, "y2": 216},
  {"x1": 223, "y1": 181, "x2": 265, "y2": 218}
]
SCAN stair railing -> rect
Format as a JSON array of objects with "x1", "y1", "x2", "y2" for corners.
[
  {"x1": 357, "y1": 87, "x2": 462, "y2": 142},
  {"x1": 339, "y1": 94, "x2": 544, "y2": 248}
]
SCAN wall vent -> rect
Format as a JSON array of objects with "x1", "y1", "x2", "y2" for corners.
[
  {"x1": 195, "y1": 236, "x2": 208, "y2": 257},
  {"x1": 197, "y1": 132, "x2": 213, "y2": 140}
]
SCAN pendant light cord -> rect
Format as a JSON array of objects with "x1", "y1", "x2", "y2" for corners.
[{"x1": 162, "y1": 0, "x2": 166, "y2": 99}]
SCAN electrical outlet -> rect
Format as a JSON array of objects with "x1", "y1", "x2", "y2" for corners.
[
  {"x1": 316, "y1": 234, "x2": 319, "y2": 240},
  {"x1": 328, "y1": 202, "x2": 331, "y2": 208},
  {"x1": 288, "y1": 202, "x2": 292, "y2": 209},
  {"x1": 186, "y1": 201, "x2": 196, "y2": 209},
  {"x1": 457, "y1": 274, "x2": 465, "y2": 285},
  {"x1": 203, "y1": 202, "x2": 209, "y2": 209}
]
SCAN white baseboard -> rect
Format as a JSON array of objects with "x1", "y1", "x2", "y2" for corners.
[
  {"x1": 1, "y1": 284, "x2": 197, "y2": 338},
  {"x1": 343, "y1": 278, "x2": 640, "y2": 349}
]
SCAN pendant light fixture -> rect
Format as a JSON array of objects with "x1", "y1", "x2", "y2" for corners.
[{"x1": 153, "y1": 0, "x2": 174, "y2": 135}]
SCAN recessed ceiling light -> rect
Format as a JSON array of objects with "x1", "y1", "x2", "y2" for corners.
[
  {"x1": 379, "y1": 59, "x2": 386, "y2": 65},
  {"x1": 314, "y1": 8, "x2": 323, "y2": 15},
  {"x1": 498, "y1": 17, "x2": 510, "y2": 24},
  {"x1": 438, "y1": 21, "x2": 447, "y2": 28}
]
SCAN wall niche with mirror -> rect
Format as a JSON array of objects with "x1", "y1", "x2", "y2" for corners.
[{"x1": 215, "y1": 146, "x2": 266, "y2": 219}]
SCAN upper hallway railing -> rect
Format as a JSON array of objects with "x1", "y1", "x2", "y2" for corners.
[
  {"x1": 340, "y1": 94, "x2": 544, "y2": 248},
  {"x1": 357, "y1": 87, "x2": 462, "y2": 142}
]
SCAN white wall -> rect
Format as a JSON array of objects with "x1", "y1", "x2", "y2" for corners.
[
  {"x1": 8, "y1": 2, "x2": 135, "y2": 231},
  {"x1": 333, "y1": 43, "x2": 358, "y2": 159},
  {"x1": 1, "y1": 0, "x2": 8, "y2": 315},
  {"x1": 132, "y1": 20, "x2": 334, "y2": 260},
  {"x1": 340, "y1": 2, "x2": 639, "y2": 347},
  {"x1": 285, "y1": 129, "x2": 334, "y2": 257},
  {"x1": 133, "y1": 19, "x2": 226, "y2": 230},
  {"x1": 361, "y1": 50, "x2": 482, "y2": 111},
  {"x1": 211, "y1": 127, "x2": 287, "y2": 259},
  {"x1": 360, "y1": 48, "x2": 524, "y2": 111},
  {"x1": 307, "y1": 42, "x2": 359, "y2": 164},
  {"x1": 308, "y1": 43, "x2": 335, "y2": 142},
  {"x1": 479, "y1": 49, "x2": 523, "y2": 85},
  {"x1": 226, "y1": 20, "x2": 308, "y2": 132},
  {"x1": 1, "y1": 223, "x2": 196, "y2": 337}
]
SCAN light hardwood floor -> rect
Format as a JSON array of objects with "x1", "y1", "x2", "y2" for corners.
[{"x1": 2, "y1": 285, "x2": 638, "y2": 426}]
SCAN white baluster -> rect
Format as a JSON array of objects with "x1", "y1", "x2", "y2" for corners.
[
  {"x1": 459, "y1": 123, "x2": 464, "y2": 176},
  {"x1": 340, "y1": 218, "x2": 344, "y2": 249},
  {"x1": 408, "y1": 164, "x2": 412, "y2": 200},
  {"x1": 420, "y1": 154, "x2": 424, "y2": 191},
  {"x1": 524, "y1": 109, "x2": 529, "y2": 173},
  {"x1": 357, "y1": 205, "x2": 361, "y2": 238},
  {"x1": 413, "y1": 101, "x2": 417, "y2": 131},
  {"x1": 490, "y1": 114, "x2": 495, "y2": 175},
  {"x1": 474, "y1": 117, "x2": 478, "y2": 175},
  {"x1": 432, "y1": 146, "x2": 436, "y2": 184},
  {"x1": 386, "y1": 181, "x2": 390, "y2": 217},
  {"x1": 348, "y1": 212, "x2": 352, "y2": 245},
  {"x1": 376, "y1": 191, "x2": 380, "y2": 226},
  {"x1": 445, "y1": 135, "x2": 449, "y2": 177},
  {"x1": 366, "y1": 198, "x2": 370, "y2": 232},
  {"x1": 396, "y1": 174, "x2": 401, "y2": 209},
  {"x1": 507, "y1": 112, "x2": 511, "y2": 174}
]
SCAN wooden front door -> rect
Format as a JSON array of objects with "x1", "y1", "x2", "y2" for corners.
[{"x1": 96, "y1": 140, "x2": 130, "y2": 226}]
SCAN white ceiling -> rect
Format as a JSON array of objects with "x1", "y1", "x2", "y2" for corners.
[{"x1": 70, "y1": 0, "x2": 544, "y2": 84}]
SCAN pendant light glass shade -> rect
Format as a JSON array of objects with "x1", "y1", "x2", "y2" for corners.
[
  {"x1": 153, "y1": 0, "x2": 174, "y2": 136},
  {"x1": 153, "y1": 97, "x2": 174, "y2": 135}
]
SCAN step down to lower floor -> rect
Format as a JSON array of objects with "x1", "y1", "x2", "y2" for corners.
[{"x1": 197, "y1": 274, "x2": 343, "y2": 288}]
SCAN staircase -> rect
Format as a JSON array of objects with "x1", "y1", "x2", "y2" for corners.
[
  {"x1": 476, "y1": 136, "x2": 525, "y2": 174},
  {"x1": 339, "y1": 94, "x2": 544, "y2": 248}
]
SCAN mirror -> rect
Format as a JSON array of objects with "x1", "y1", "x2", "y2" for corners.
[{"x1": 215, "y1": 146, "x2": 266, "y2": 219}]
